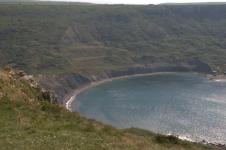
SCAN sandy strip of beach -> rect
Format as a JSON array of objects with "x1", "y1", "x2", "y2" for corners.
[{"x1": 65, "y1": 72, "x2": 168, "y2": 111}]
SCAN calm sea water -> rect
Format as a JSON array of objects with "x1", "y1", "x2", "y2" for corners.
[{"x1": 71, "y1": 73, "x2": 226, "y2": 144}]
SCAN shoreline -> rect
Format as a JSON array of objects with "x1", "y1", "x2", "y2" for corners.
[
  {"x1": 207, "y1": 74, "x2": 226, "y2": 82},
  {"x1": 65, "y1": 71, "x2": 208, "y2": 111},
  {"x1": 65, "y1": 72, "x2": 171, "y2": 111},
  {"x1": 64, "y1": 71, "x2": 226, "y2": 148}
]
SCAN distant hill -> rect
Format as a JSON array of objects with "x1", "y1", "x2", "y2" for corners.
[
  {"x1": 0, "y1": 0, "x2": 35, "y2": 2},
  {"x1": 160, "y1": 2, "x2": 226, "y2": 5},
  {"x1": 1, "y1": 3, "x2": 226, "y2": 101},
  {"x1": 0, "y1": 0, "x2": 93, "y2": 4}
]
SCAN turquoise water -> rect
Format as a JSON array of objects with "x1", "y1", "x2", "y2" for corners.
[{"x1": 72, "y1": 73, "x2": 226, "y2": 144}]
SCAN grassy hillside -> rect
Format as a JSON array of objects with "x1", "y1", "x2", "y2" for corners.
[
  {"x1": 0, "y1": 68, "x2": 223, "y2": 150},
  {"x1": 1, "y1": 3, "x2": 226, "y2": 75},
  {"x1": 1, "y1": 3, "x2": 226, "y2": 100}
]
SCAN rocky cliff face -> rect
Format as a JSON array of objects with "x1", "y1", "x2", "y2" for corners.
[
  {"x1": 0, "y1": 67, "x2": 58, "y2": 105},
  {"x1": 38, "y1": 58, "x2": 212, "y2": 104},
  {"x1": 38, "y1": 73, "x2": 90, "y2": 104},
  {"x1": 108, "y1": 61, "x2": 212, "y2": 78}
]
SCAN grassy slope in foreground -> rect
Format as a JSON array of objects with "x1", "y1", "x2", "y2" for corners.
[{"x1": 0, "y1": 68, "x2": 223, "y2": 150}]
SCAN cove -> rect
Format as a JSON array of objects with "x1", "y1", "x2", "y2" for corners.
[{"x1": 71, "y1": 72, "x2": 226, "y2": 144}]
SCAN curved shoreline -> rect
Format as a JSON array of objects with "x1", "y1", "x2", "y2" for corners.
[
  {"x1": 65, "y1": 72, "x2": 171, "y2": 111},
  {"x1": 65, "y1": 71, "x2": 226, "y2": 148}
]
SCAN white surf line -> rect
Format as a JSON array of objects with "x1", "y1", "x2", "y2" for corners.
[
  {"x1": 214, "y1": 79, "x2": 226, "y2": 82},
  {"x1": 65, "y1": 79, "x2": 112, "y2": 111},
  {"x1": 178, "y1": 135, "x2": 194, "y2": 142},
  {"x1": 65, "y1": 95, "x2": 75, "y2": 111},
  {"x1": 65, "y1": 72, "x2": 174, "y2": 111}
]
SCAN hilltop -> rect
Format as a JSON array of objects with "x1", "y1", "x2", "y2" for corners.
[
  {"x1": 1, "y1": 3, "x2": 226, "y2": 101},
  {"x1": 0, "y1": 68, "x2": 224, "y2": 149}
]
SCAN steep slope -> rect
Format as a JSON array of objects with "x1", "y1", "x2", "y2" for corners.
[
  {"x1": 0, "y1": 68, "x2": 223, "y2": 149},
  {"x1": 1, "y1": 3, "x2": 226, "y2": 101}
]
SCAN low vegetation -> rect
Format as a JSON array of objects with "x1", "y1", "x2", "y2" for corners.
[{"x1": 1, "y1": 3, "x2": 226, "y2": 76}]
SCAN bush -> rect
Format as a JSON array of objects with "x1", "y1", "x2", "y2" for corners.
[{"x1": 155, "y1": 134, "x2": 179, "y2": 145}]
